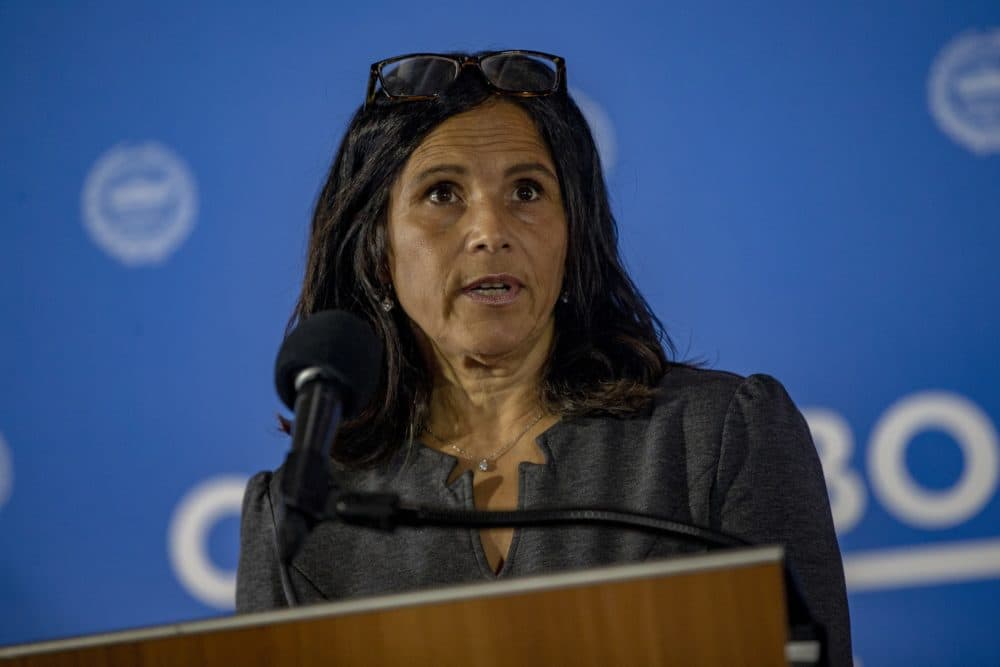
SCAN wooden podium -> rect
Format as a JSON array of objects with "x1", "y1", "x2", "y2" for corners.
[{"x1": 0, "y1": 546, "x2": 812, "y2": 666}]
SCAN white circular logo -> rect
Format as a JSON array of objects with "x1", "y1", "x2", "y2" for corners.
[
  {"x1": 571, "y1": 87, "x2": 618, "y2": 173},
  {"x1": 868, "y1": 392, "x2": 998, "y2": 528},
  {"x1": 168, "y1": 475, "x2": 248, "y2": 609},
  {"x1": 0, "y1": 432, "x2": 12, "y2": 510},
  {"x1": 82, "y1": 142, "x2": 198, "y2": 265},
  {"x1": 928, "y1": 28, "x2": 1000, "y2": 155}
]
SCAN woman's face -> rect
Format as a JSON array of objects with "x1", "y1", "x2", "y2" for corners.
[{"x1": 386, "y1": 100, "x2": 568, "y2": 368}]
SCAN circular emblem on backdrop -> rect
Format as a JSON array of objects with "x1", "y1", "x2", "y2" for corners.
[
  {"x1": 168, "y1": 475, "x2": 247, "y2": 609},
  {"x1": 928, "y1": 28, "x2": 1000, "y2": 155},
  {"x1": 81, "y1": 142, "x2": 198, "y2": 265},
  {"x1": 0, "y1": 433, "x2": 12, "y2": 510},
  {"x1": 570, "y1": 88, "x2": 618, "y2": 173}
]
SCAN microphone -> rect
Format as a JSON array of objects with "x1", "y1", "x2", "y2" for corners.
[{"x1": 273, "y1": 310, "x2": 383, "y2": 565}]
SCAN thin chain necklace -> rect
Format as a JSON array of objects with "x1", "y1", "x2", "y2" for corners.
[{"x1": 425, "y1": 412, "x2": 544, "y2": 472}]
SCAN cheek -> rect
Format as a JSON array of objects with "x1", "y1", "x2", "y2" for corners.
[
  {"x1": 391, "y1": 248, "x2": 436, "y2": 301},
  {"x1": 389, "y1": 243, "x2": 451, "y2": 317},
  {"x1": 387, "y1": 215, "x2": 426, "y2": 278},
  {"x1": 544, "y1": 225, "x2": 569, "y2": 289}
]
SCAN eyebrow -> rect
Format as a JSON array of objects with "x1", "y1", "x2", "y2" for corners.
[
  {"x1": 412, "y1": 164, "x2": 468, "y2": 183},
  {"x1": 504, "y1": 162, "x2": 558, "y2": 181},
  {"x1": 411, "y1": 161, "x2": 558, "y2": 184}
]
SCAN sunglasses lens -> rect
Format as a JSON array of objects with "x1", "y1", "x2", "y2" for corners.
[
  {"x1": 480, "y1": 53, "x2": 559, "y2": 93},
  {"x1": 379, "y1": 56, "x2": 460, "y2": 97}
]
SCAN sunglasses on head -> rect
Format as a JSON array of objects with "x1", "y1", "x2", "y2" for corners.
[{"x1": 365, "y1": 50, "x2": 566, "y2": 108}]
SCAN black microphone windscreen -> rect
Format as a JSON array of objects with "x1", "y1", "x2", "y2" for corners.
[{"x1": 274, "y1": 310, "x2": 383, "y2": 416}]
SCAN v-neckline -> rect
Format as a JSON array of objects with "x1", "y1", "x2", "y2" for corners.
[{"x1": 413, "y1": 423, "x2": 563, "y2": 578}]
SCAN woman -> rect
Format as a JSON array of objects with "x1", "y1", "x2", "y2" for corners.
[{"x1": 237, "y1": 51, "x2": 851, "y2": 664}]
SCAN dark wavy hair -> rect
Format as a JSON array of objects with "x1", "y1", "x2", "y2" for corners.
[{"x1": 289, "y1": 55, "x2": 677, "y2": 468}]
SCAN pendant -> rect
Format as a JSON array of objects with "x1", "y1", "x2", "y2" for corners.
[{"x1": 478, "y1": 459, "x2": 490, "y2": 472}]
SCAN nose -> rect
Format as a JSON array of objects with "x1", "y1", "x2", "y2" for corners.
[{"x1": 464, "y1": 197, "x2": 512, "y2": 254}]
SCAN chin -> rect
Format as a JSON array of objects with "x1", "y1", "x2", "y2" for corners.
[
  {"x1": 460, "y1": 327, "x2": 533, "y2": 359},
  {"x1": 480, "y1": 324, "x2": 558, "y2": 360},
  {"x1": 466, "y1": 337, "x2": 525, "y2": 359}
]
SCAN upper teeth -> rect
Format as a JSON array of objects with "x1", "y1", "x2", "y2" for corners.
[{"x1": 477, "y1": 282, "x2": 506, "y2": 289}]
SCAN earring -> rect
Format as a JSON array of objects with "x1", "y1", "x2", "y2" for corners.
[
  {"x1": 378, "y1": 281, "x2": 395, "y2": 312},
  {"x1": 560, "y1": 291, "x2": 570, "y2": 304}
]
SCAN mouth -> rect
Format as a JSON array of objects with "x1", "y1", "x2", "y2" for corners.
[{"x1": 461, "y1": 274, "x2": 523, "y2": 306}]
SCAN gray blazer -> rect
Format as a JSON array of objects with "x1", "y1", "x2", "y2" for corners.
[{"x1": 237, "y1": 366, "x2": 852, "y2": 665}]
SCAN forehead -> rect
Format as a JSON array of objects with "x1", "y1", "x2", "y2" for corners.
[{"x1": 402, "y1": 100, "x2": 554, "y2": 175}]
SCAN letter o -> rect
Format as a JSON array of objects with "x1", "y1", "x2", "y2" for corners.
[
  {"x1": 168, "y1": 476, "x2": 248, "y2": 609},
  {"x1": 869, "y1": 392, "x2": 999, "y2": 528}
]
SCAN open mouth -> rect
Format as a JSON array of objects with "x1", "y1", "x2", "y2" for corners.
[
  {"x1": 469, "y1": 281, "x2": 512, "y2": 295},
  {"x1": 462, "y1": 275, "x2": 522, "y2": 304}
]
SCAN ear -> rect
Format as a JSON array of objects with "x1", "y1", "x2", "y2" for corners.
[
  {"x1": 373, "y1": 216, "x2": 394, "y2": 286},
  {"x1": 378, "y1": 237, "x2": 393, "y2": 286},
  {"x1": 377, "y1": 260, "x2": 393, "y2": 286}
]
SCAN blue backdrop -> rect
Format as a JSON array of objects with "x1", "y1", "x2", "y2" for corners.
[{"x1": 2, "y1": 2, "x2": 999, "y2": 665}]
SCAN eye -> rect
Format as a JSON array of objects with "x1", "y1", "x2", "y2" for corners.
[
  {"x1": 425, "y1": 182, "x2": 459, "y2": 204},
  {"x1": 513, "y1": 180, "x2": 543, "y2": 202}
]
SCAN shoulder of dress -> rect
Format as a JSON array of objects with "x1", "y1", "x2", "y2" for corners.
[
  {"x1": 658, "y1": 364, "x2": 745, "y2": 391},
  {"x1": 655, "y1": 366, "x2": 796, "y2": 410},
  {"x1": 653, "y1": 364, "x2": 746, "y2": 414},
  {"x1": 240, "y1": 469, "x2": 277, "y2": 513}
]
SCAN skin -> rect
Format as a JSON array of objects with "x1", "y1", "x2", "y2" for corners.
[{"x1": 386, "y1": 99, "x2": 567, "y2": 572}]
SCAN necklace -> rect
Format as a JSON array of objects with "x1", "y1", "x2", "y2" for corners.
[{"x1": 425, "y1": 412, "x2": 544, "y2": 472}]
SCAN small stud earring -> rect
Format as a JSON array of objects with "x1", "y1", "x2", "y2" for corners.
[
  {"x1": 378, "y1": 282, "x2": 395, "y2": 312},
  {"x1": 560, "y1": 291, "x2": 570, "y2": 304}
]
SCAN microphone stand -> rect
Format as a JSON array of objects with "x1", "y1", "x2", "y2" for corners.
[
  {"x1": 333, "y1": 492, "x2": 747, "y2": 546},
  {"x1": 277, "y1": 490, "x2": 827, "y2": 666}
]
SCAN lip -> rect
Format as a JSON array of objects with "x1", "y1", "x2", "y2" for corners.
[{"x1": 461, "y1": 273, "x2": 524, "y2": 306}]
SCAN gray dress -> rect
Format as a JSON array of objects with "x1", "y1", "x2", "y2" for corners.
[{"x1": 237, "y1": 366, "x2": 852, "y2": 666}]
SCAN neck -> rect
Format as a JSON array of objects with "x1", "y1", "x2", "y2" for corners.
[{"x1": 423, "y1": 332, "x2": 552, "y2": 443}]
